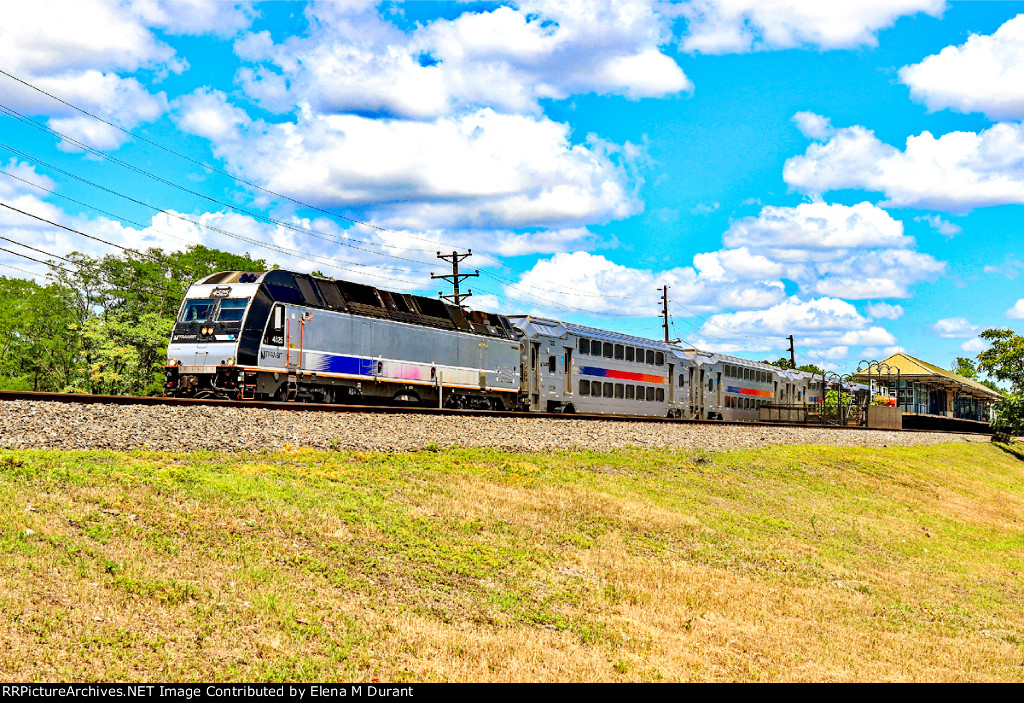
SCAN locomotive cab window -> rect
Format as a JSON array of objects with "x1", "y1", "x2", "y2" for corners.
[
  {"x1": 215, "y1": 298, "x2": 250, "y2": 322},
  {"x1": 180, "y1": 299, "x2": 214, "y2": 323}
]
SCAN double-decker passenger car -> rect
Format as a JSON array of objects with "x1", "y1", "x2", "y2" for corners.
[
  {"x1": 165, "y1": 270, "x2": 521, "y2": 408},
  {"x1": 508, "y1": 316, "x2": 685, "y2": 417}
]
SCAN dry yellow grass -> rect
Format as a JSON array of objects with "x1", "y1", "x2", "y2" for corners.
[{"x1": 0, "y1": 442, "x2": 1022, "y2": 681}]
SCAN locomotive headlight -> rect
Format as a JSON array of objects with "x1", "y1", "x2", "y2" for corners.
[{"x1": 226, "y1": 357, "x2": 235, "y2": 366}]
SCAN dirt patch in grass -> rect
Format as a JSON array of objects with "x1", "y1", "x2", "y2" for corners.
[{"x1": 1, "y1": 443, "x2": 1022, "y2": 681}]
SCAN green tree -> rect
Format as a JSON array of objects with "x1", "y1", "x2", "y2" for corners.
[
  {"x1": 952, "y1": 356, "x2": 979, "y2": 379},
  {"x1": 977, "y1": 328, "x2": 1024, "y2": 392},
  {"x1": 0, "y1": 245, "x2": 271, "y2": 396}
]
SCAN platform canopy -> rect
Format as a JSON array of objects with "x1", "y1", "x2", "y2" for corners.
[{"x1": 852, "y1": 353, "x2": 1003, "y2": 401}]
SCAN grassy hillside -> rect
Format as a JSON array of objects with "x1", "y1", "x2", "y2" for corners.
[{"x1": 1, "y1": 442, "x2": 1023, "y2": 682}]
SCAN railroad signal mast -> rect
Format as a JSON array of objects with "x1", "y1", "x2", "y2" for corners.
[{"x1": 431, "y1": 250, "x2": 478, "y2": 306}]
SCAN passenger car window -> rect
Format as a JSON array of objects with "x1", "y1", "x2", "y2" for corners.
[
  {"x1": 655, "y1": 352, "x2": 664, "y2": 366},
  {"x1": 603, "y1": 382, "x2": 613, "y2": 398},
  {"x1": 625, "y1": 347, "x2": 634, "y2": 362},
  {"x1": 646, "y1": 386, "x2": 655, "y2": 401},
  {"x1": 614, "y1": 344, "x2": 624, "y2": 360},
  {"x1": 645, "y1": 350, "x2": 655, "y2": 364},
  {"x1": 579, "y1": 339, "x2": 590, "y2": 355},
  {"x1": 615, "y1": 383, "x2": 624, "y2": 398},
  {"x1": 580, "y1": 380, "x2": 590, "y2": 395},
  {"x1": 603, "y1": 342, "x2": 613, "y2": 358},
  {"x1": 548, "y1": 356, "x2": 556, "y2": 373},
  {"x1": 625, "y1": 385, "x2": 635, "y2": 399},
  {"x1": 656, "y1": 388, "x2": 665, "y2": 402}
]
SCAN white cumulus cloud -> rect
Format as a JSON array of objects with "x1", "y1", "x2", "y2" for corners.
[
  {"x1": 0, "y1": 1, "x2": 254, "y2": 150},
  {"x1": 960, "y1": 338, "x2": 989, "y2": 353},
  {"x1": 914, "y1": 214, "x2": 962, "y2": 238},
  {"x1": 677, "y1": 0, "x2": 944, "y2": 54},
  {"x1": 234, "y1": 0, "x2": 690, "y2": 120},
  {"x1": 174, "y1": 91, "x2": 643, "y2": 230},
  {"x1": 932, "y1": 317, "x2": 981, "y2": 338},
  {"x1": 900, "y1": 14, "x2": 1024, "y2": 120},
  {"x1": 697, "y1": 296, "x2": 897, "y2": 356},
  {"x1": 1008, "y1": 299, "x2": 1024, "y2": 320},
  {"x1": 721, "y1": 202, "x2": 943, "y2": 298},
  {"x1": 866, "y1": 302, "x2": 904, "y2": 320},
  {"x1": 784, "y1": 120, "x2": 1024, "y2": 212}
]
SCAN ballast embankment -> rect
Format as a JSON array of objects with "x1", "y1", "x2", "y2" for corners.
[{"x1": 0, "y1": 400, "x2": 989, "y2": 453}]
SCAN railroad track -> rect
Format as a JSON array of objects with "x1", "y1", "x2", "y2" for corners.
[{"x1": 0, "y1": 390, "x2": 991, "y2": 435}]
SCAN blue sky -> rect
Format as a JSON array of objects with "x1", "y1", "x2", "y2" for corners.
[{"x1": 1, "y1": 1, "x2": 1023, "y2": 373}]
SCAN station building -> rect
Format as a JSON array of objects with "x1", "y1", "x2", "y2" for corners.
[{"x1": 851, "y1": 352, "x2": 1003, "y2": 431}]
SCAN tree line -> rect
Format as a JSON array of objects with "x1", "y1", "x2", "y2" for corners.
[{"x1": 0, "y1": 246, "x2": 264, "y2": 396}]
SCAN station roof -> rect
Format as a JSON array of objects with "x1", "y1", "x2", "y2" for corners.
[{"x1": 851, "y1": 352, "x2": 1003, "y2": 400}]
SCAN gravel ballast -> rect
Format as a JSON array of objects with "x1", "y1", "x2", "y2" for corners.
[{"x1": 0, "y1": 400, "x2": 989, "y2": 453}]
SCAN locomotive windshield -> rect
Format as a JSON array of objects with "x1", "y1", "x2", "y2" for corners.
[
  {"x1": 180, "y1": 299, "x2": 214, "y2": 322},
  {"x1": 178, "y1": 297, "x2": 250, "y2": 323},
  {"x1": 214, "y1": 298, "x2": 250, "y2": 322}
]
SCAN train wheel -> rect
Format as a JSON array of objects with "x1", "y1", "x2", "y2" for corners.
[{"x1": 393, "y1": 391, "x2": 421, "y2": 405}]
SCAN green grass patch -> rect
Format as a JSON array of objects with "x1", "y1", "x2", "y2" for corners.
[{"x1": 0, "y1": 442, "x2": 1022, "y2": 681}]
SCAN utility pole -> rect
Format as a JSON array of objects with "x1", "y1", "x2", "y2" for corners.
[
  {"x1": 659, "y1": 282, "x2": 675, "y2": 343},
  {"x1": 788, "y1": 334, "x2": 796, "y2": 370},
  {"x1": 431, "y1": 250, "x2": 478, "y2": 306}
]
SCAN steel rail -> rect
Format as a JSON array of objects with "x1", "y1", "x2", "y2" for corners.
[{"x1": 0, "y1": 390, "x2": 992, "y2": 436}]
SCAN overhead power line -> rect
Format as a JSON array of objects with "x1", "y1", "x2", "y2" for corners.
[{"x1": 0, "y1": 243, "x2": 74, "y2": 274}]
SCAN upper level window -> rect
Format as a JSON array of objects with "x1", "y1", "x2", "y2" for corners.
[
  {"x1": 655, "y1": 352, "x2": 664, "y2": 366},
  {"x1": 579, "y1": 338, "x2": 590, "y2": 355},
  {"x1": 625, "y1": 347, "x2": 635, "y2": 362},
  {"x1": 603, "y1": 342, "x2": 613, "y2": 358},
  {"x1": 646, "y1": 350, "x2": 655, "y2": 365},
  {"x1": 614, "y1": 344, "x2": 624, "y2": 360}
]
